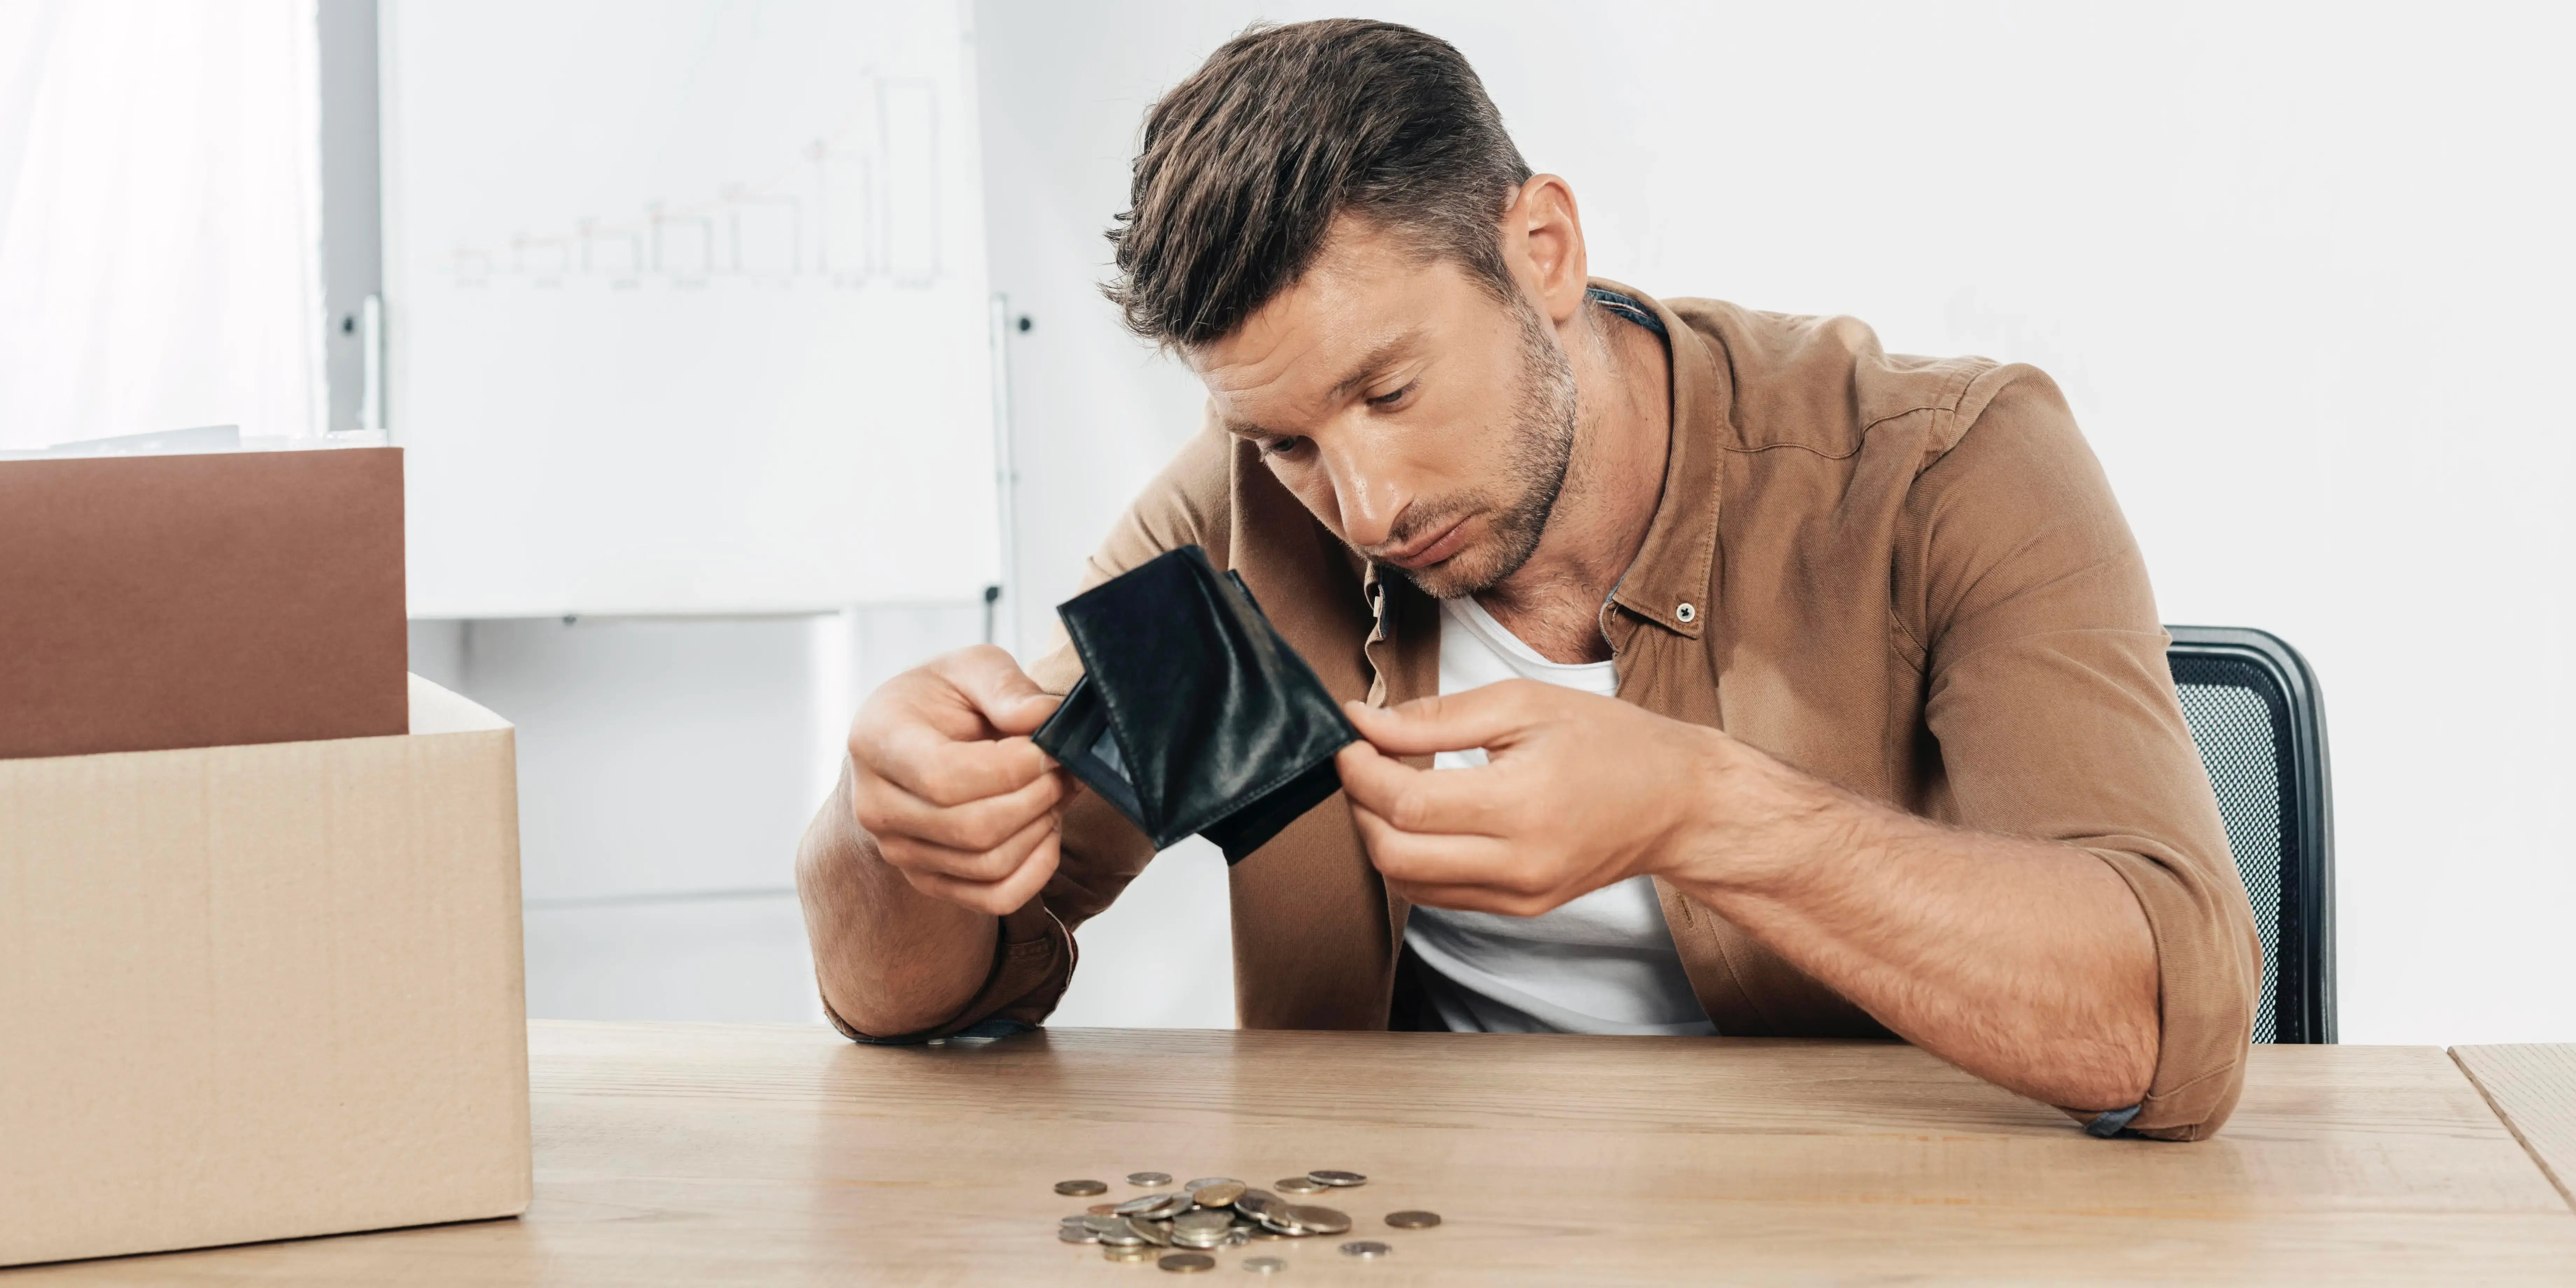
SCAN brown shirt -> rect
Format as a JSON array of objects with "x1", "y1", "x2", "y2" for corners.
[{"x1": 842, "y1": 282, "x2": 2261, "y2": 1142}]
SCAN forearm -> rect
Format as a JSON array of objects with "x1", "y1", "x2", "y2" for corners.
[
  {"x1": 1668, "y1": 741, "x2": 2160, "y2": 1110},
  {"x1": 794, "y1": 767, "x2": 1000, "y2": 1037}
]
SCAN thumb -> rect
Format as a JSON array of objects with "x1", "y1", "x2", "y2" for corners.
[
  {"x1": 943, "y1": 645, "x2": 1062, "y2": 737},
  {"x1": 1342, "y1": 683, "x2": 1535, "y2": 757}
]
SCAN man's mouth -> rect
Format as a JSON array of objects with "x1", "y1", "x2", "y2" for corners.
[{"x1": 1378, "y1": 515, "x2": 1474, "y2": 570}]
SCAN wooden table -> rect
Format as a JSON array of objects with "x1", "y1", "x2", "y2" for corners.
[
  {"x1": 16, "y1": 1022, "x2": 2576, "y2": 1285},
  {"x1": 2456, "y1": 1044, "x2": 2576, "y2": 1210}
]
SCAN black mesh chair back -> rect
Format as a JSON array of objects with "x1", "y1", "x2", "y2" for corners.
[{"x1": 2165, "y1": 626, "x2": 2335, "y2": 1043}]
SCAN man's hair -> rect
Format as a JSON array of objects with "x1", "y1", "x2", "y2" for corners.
[{"x1": 1106, "y1": 20, "x2": 1533, "y2": 348}]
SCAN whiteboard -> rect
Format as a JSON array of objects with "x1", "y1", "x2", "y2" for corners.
[{"x1": 382, "y1": 0, "x2": 998, "y2": 617}]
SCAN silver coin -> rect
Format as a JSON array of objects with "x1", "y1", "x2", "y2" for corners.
[
  {"x1": 1173, "y1": 1210, "x2": 1234, "y2": 1234},
  {"x1": 1307, "y1": 1170, "x2": 1366, "y2": 1188},
  {"x1": 1117, "y1": 1192, "x2": 1178, "y2": 1217},
  {"x1": 1384, "y1": 1210, "x2": 1441, "y2": 1230},
  {"x1": 1281, "y1": 1205, "x2": 1351, "y2": 1235},
  {"x1": 1057, "y1": 1178, "x2": 1109, "y2": 1196},
  {"x1": 1130, "y1": 1218, "x2": 1174, "y2": 1247},
  {"x1": 1255, "y1": 1209, "x2": 1302, "y2": 1235},
  {"x1": 1062, "y1": 1214, "x2": 1093, "y2": 1227},
  {"x1": 1339, "y1": 1240, "x2": 1392, "y2": 1259},
  {"x1": 1128, "y1": 1171, "x2": 1174, "y2": 1187},
  {"x1": 1242, "y1": 1255, "x2": 1288, "y2": 1273},
  {"x1": 1097, "y1": 1219, "x2": 1147, "y2": 1247},
  {"x1": 1272, "y1": 1176, "x2": 1326, "y2": 1194},
  {"x1": 1182, "y1": 1177, "x2": 1242, "y2": 1193},
  {"x1": 1084, "y1": 1214, "x2": 1127, "y2": 1235},
  {"x1": 1060, "y1": 1225, "x2": 1100, "y2": 1244},
  {"x1": 1169, "y1": 1229, "x2": 1230, "y2": 1250}
]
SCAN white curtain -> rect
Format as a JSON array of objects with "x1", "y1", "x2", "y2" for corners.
[{"x1": 0, "y1": 0, "x2": 324, "y2": 450}]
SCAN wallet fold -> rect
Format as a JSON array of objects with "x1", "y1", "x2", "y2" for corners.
[{"x1": 1033, "y1": 546, "x2": 1358, "y2": 863}]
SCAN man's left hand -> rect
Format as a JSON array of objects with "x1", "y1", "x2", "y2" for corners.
[{"x1": 1335, "y1": 681, "x2": 1792, "y2": 913}]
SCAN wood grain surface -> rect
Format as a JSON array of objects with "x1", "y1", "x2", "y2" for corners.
[
  {"x1": 14, "y1": 1023, "x2": 2576, "y2": 1285},
  {"x1": 2455, "y1": 1044, "x2": 2576, "y2": 1210}
]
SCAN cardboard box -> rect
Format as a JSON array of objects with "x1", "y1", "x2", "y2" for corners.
[
  {"x1": 0, "y1": 447, "x2": 409, "y2": 762},
  {"x1": 0, "y1": 676, "x2": 530, "y2": 1267}
]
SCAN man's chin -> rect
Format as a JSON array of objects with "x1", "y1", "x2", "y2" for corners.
[{"x1": 1391, "y1": 547, "x2": 1508, "y2": 600}]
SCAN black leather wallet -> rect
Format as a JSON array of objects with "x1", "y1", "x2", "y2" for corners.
[{"x1": 1032, "y1": 545, "x2": 1359, "y2": 863}]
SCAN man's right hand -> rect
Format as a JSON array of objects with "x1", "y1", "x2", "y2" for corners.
[{"x1": 847, "y1": 645, "x2": 1074, "y2": 916}]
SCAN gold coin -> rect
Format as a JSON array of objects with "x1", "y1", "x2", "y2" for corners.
[
  {"x1": 1104, "y1": 1244, "x2": 1156, "y2": 1263},
  {"x1": 1156, "y1": 1252, "x2": 1217, "y2": 1273},
  {"x1": 1192, "y1": 1181, "x2": 1247, "y2": 1208},
  {"x1": 1057, "y1": 1179, "x2": 1109, "y2": 1196},
  {"x1": 1128, "y1": 1171, "x2": 1174, "y2": 1186},
  {"x1": 1385, "y1": 1210, "x2": 1441, "y2": 1229},
  {"x1": 1272, "y1": 1176, "x2": 1326, "y2": 1194},
  {"x1": 1282, "y1": 1205, "x2": 1351, "y2": 1235}
]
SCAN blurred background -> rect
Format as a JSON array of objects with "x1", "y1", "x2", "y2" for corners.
[{"x1": 1, "y1": 0, "x2": 2568, "y2": 1043}]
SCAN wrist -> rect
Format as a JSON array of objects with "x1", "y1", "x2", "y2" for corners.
[{"x1": 1658, "y1": 725, "x2": 1837, "y2": 898}]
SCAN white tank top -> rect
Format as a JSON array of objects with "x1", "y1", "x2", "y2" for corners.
[{"x1": 1400, "y1": 596, "x2": 1718, "y2": 1036}]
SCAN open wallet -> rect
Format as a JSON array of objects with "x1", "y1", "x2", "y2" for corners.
[{"x1": 1032, "y1": 545, "x2": 1360, "y2": 863}]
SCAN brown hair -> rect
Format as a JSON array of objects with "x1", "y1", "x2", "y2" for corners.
[{"x1": 1106, "y1": 19, "x2": 1533, "y2": 348}]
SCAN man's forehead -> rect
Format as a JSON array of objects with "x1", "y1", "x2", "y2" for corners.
[{"x1": 1191, "y1": 222, "x2": 1452, "y2": 411}]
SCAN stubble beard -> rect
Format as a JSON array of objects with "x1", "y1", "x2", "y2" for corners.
[{"x1": 1387, "y1": 300, "x2": 1581, "y2": 601}]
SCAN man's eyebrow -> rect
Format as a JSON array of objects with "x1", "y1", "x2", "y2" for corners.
[
  {"x1": 1219, "y1": 328, "x2": 1427, "y2": 440},
  {"x1": 1328, "y1": 329, "x2": 1426, "y2": 400}
]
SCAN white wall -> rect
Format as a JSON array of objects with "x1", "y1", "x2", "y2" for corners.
[
  {"x1": 974, "y1": 0, "x2": 2576, "y2": 1043},
  {"x1": 412, "y1": 606, "x2": 981, "y2": 1022}
]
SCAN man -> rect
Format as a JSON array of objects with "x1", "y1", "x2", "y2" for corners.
[{"x1": 797, "y1": 19, "x2": 2259, "y2": 1140}]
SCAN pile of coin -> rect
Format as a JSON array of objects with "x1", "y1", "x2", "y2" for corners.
[{"x1": 1052, "y1": 1170, "x2": 1436, "y2": 1271}]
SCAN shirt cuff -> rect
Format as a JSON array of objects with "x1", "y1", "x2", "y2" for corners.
[{"x1": 2084, "y1": 1102, "x2": 2145, "y2": 1138}]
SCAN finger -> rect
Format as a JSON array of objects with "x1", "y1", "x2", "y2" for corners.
[
  {"x1": 884, "y1": 807, "x2": 1061, "y2": 887},
  {"x1": 868, "y1": 729, "x2": 1057, "y2": 807},
  {"x1": 1336, "y1": 740, "x2": 1517, "y2": 837},
  {"x1": 934, "y1": 645, "x2": 1064, "y2": 737},
  {"x1": 899, "y1": 822, "x2": 1062, "y2": 916},
  {"x1": 859, "y1": 763, "x2": 1071, "y2": 853},
  {"x1": 1342, "y1": 682, "x2": 1545, "y2": 757},
  {"x1": 1350, "y1": 801, "x2": 1529, "y2": 886}
]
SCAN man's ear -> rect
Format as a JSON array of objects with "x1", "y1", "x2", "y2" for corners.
[{"x1": 1502, "y1": 175, "x2": 1589, "y2": 326}]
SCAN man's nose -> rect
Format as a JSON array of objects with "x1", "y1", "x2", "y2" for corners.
[{"x1": 1319, "y1": 437, "x2": 1403, "y2": 550}]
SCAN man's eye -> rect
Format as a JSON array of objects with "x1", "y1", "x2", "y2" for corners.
[
  {"x1": 1366, "y1": 383, "x2": 1414, "y2": 410},
  {"x1": 1262, "y1": 436, "x2": 1305, "y2": 457}
]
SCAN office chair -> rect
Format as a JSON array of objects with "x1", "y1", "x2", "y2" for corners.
[{"x1": 2165, "y1": 627, "x2": 2336, "y2": 1043}]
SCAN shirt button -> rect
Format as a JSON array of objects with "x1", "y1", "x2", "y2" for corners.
[{"x1": 1676, "y1": 602, "x2": 1698, "y2": 623}]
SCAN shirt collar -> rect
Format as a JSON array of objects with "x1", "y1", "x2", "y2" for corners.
[{"x1": 1592, "y1": 278, "x2": 1727, "y2": 640}]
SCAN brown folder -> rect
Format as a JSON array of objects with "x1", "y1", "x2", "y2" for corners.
[{"x1": 0, "y1": 448, "x2": 409, "y2": 760}]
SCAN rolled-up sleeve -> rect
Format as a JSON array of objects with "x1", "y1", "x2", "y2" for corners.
[{"x1": 1904, "y1": 370, "x2": 2262, "y2": 1140}]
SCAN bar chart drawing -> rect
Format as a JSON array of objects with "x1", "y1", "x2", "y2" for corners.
[
  {"x1": 386, "y1": 0, "x2": 999, "y2": 617},
  {"x1": 447, "y1": 78, "x2": 942, "y2": 290}
]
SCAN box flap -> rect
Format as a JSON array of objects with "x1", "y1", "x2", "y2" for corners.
[{"x1": 409, "y1": 674, "x2": 511, "y2": 736}]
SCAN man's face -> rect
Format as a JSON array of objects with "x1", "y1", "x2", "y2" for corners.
[{"x1": 1188, "y1": 220, "x2": 1577, "y2": 599}]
